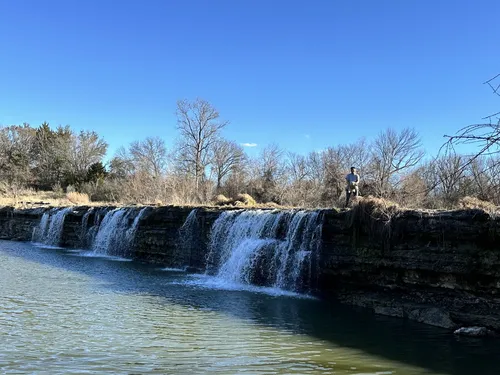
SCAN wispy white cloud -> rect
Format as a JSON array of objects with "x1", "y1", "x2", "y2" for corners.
[
  {"x1": 241, "y1": 143, "x2": 258, "y2": 147},
  {"x1": 305, "y1": 134, "x2": 311, "y2": 139}
]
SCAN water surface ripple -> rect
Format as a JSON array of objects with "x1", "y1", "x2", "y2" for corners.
[{"x1": 0, "y1": 241, "x2": 498, "y2": 375}]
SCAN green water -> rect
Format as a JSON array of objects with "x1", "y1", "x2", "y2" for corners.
[{"x1": 0, "y1": 240, "x2": 498, "y2": 374}]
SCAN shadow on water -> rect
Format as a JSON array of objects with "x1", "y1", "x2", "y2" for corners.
[{"x1": 2, "y1": 240, "x2": 499, "y2": 375}]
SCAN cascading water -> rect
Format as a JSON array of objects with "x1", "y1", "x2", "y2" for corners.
[
  {"x1": 81, "y1": 207, "x2": 112, "y2": 248},
  {"x1": 175, "y1": 209, "x2": 199, "y2": 267},
  {"x1": 91, "y1": 207, "x2": 148, "y2": 257},
  {"x1": 79, "y1": 208, "x2": 94, "y2": 248},
  {"x1": 32, "y1": 207, "x2": 73, "y2": 246},
  {"x1": 32, "y1": 211, "x2": 50, "y2": 243},
  {"x1": 206, "y1": 209, "x2": 323, "y2": 293}
]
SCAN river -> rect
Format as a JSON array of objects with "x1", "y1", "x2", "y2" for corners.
[{"x1": 1, "y1": 240, "x2": 498, "y2": 375}]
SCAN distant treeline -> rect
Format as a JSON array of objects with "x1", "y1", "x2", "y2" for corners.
[{"x1": 1, "y1": 98, "x2": 499, "y2": 208}]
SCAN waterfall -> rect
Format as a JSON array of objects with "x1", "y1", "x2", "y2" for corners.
[
  {"x1": 32, "y1": 211, "x2": 50, "y2": 243},
  {"x1": 91, "y1": 207, "x2": 148, "y2": 257},
  {"x1": 79, "y1": 208, "x2": 94, "y2": 248},
  {"x1": 32, "y1": 207, "x2": 73, "y2": 246},
  {"x1": 175, "y1": 209, "x2": 199, "y2": 267},
  {"x1": 206, "y1": 209, "x2": 323, "y2": 293},
  {"x1": 82, "y1": 207, "x2": 112, "y2": 248}
]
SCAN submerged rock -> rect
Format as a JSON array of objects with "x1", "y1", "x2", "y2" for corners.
[
  {"x1": 406, "y1": 307, "x2": 455, "y2": 329},
  {"x1": 454, "y1": 326, "x2": 495, "y2": 337}
]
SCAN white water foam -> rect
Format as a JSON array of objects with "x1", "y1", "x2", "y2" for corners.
[
  {"x1": 92, "y1": 207, "x2": 147, "y2": 257},
  {"x1": 32, "y1": 207, "x2": 73, "y2": 246},
  {"x1": 176, "y1": 274, "x2": 315, "y2": 299},
  {"x1": 204, "y1": 209, "x2": 322, "y2": 294},
  {"x1": 161, "y1": 267, "x2": 188, "y2": 272},
  {"x1": 76, "y1": 250, "x2": 133, "y2": 262}
]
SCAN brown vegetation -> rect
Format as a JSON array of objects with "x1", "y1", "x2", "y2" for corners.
[
  {"x1": 235, "y1": 193, "x2": 257, "y2": 206},
  {"x1": 348, "y1": 196, "x2": 400, "y2": 224},
  {"x1": 346, "y1": 196, "x2": 401, "y2": 244},
  {"x1": 458, "y1": 196, "x2": 498, "y2": 212},
  {"x1": 214, "y1": 194, "x2": 232, "y2": 205},
  {"x1": 66, "y1": 192, "x2": 90, "y2": 205},
  {"x1": 2, "y1": 97, "x2": 500, "y2": 210},
  {"x1": 213, "y1": 193, "x2": 257, "y2": 207}
]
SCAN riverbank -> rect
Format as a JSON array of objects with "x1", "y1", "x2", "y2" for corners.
[{"x1": 1, "y1": 204, "x2": 499, "y2": 334}]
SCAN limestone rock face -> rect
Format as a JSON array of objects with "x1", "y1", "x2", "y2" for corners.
[
  {"x1": 132, "y1": 206, "x2": 220, "y2": 268},
  {"x1": 1, "y1": 205, "x2": 499, "y2": 333},
  {"x1": 0, "y1": 206, "x2": 46, "y2": 241},
  {"x1": 320, "y1": 208, "x2": 500, "y2": 333}
]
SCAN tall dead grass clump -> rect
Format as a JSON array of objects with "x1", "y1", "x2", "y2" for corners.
[
  {"x1": 213, "y1": 193, "x2": 257, "y2": 207},
  {"x1": 214, "y1": 194, "x2": 232, "y2": 205},
  {"x1": 458, "y1": 196, "x2": 498, "y2": 213},
  {"x1": 235, "y1": 193, "x2": 256, "y2": 206},
  {"x1": 66, "y1": 192, "x2": 90, "y2": 205},
  {"x1": 347, "y1": 196, "x2": 401, "y2": 242}
]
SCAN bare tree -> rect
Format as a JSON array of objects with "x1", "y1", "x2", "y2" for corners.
[
  {"x1": 285, "y1": 152, "x2": 311, "y2": 206},
  {"x1": 305, "y1": 151, "x2": 326, "y2": 206},
  {"x1": 287, "y1": 152, "x2": 309, "y2": 184},
  {"x1": 371, "y1": 128, "x2": 424, "y2": 197},
  {"x1": 67, "y1": 130, "x2": 108, "y2": 183},
  {"x1": 221, "y1": 154, "x2": 250, "y2": 199},
  {"x1": 317, "y1": 139, "x2": 374, "y2": 203},
  {"x1": 321, "y1": 147, "x2": 345, "y2": 202},
  {"x1": 109, "y1": 147, "x2": 135, "y2": 179},
  {"x1": 0, "y1": 124, "x2": 36, "y2": 199},
  {"x1": 211, "y1": 139, "x2": 244, "y2": 191},
  {"x1": 129, "y1": 137, "x2": 168, "y2": 178},
  {"x1": 32, "y1": 124, "x2": 73, "y2": 189},
  {"x1": 398, "y1": 168, "x2": 430, "y2": 208},
  {"x1": 484, "y1": 156, "x2": 500, "y2": 204},
  {"x1": 175, "y1": 98, "x2": 228, "y2": 190},
  {"x1": 467, "y1": 156, "x2": 500, "y2": 204},
  {"x1": 444, "y1": 74, "x2": 500, "y2": 169},
  {"x1": 433, "y1": 153, "x2": 468, "y2": 205},
  {"x1": 338, "y1": 138, "x2": 372, "y2": 173},
  {"x1": 254, "y1": 144, "x2": 286, "y2": 203}
]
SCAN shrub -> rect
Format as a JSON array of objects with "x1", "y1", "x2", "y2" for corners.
[
  {"x1": 66, "y1": 192, "x2": 90, "y2": 205},
  {"x1": 80, "y1": 180, "x2": 121, "y2": 203},
  {"x1": 51, "y1": 183, "x2": 64, "y2": 195}
]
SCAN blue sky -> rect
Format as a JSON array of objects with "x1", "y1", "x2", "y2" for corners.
[{"x1": 1, "y1": 0, "x2": 499, "y2": 158}]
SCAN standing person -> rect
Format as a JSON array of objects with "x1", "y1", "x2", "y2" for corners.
[{"x1": 345, "y1": 167, "x2": 360, "y2": 207}]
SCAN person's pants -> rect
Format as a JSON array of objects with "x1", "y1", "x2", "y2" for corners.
[{"x1": 345, "y1": 190, "x2": 358, "y2": 207}]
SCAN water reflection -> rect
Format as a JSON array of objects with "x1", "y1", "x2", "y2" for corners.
[{"x1": 1, "y1": 240, "x2": 498, "y2": 375}]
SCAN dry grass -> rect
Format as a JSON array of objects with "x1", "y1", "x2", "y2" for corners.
[
  {"x1": 235, "y1": 193, "x2": 257, "y2": 206},
  {"x1": 0, "y1": 190, "x2": 65, "y2": 208},
  {"x1": 0, "y1": 190, "x2": 110, "y2": 208},
  {"x1": 348, "y1": 196, "x2": 400, "y2": 222},
  {"x1": 346, "y1": 196, "x2": 401, "y2": 242},
  {"x1": 214, "y1": 194, "x2": 232, "y2": 205},
  {"x1": 66, "y1": 192, "x2": 90, "y2": 205},
  {"x1": 4, "y1": 188, "x2": 496, "y2": 217},
  {"x1": 458, "y1": 196, "x2": 498, "y2": 213},
  {"x1": 262, "y1": 202, "x2": 281, "y2": 208},
  {"x1": 213, "y1": 193, "x2": 258, "y2": 207}
]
